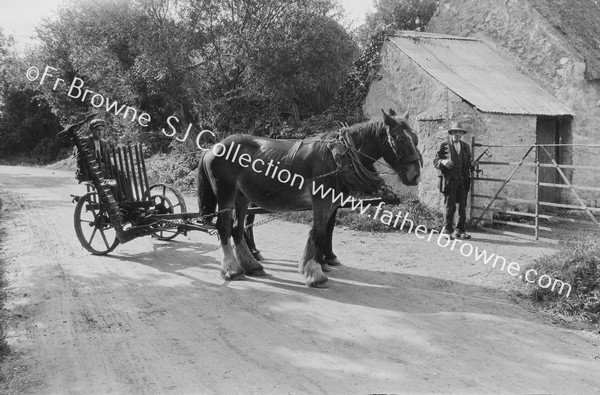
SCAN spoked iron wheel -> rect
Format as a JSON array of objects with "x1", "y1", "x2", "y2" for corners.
[
  {"x1": 74, "y1": 192, "x2": 119, "y2": 255},
  {"x1": 145, "y1": 183, "x2": 187, "y2": 241}
]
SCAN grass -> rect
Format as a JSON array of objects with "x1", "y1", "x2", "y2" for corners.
[
  {"x1": 47, "y1": 154, "x2": 77, "y2": 171},
  {"x1": 521, "y1": 236, "x2": 600, "y2": 326},
  {"x1": 0, "y1": 156, "x2": 45, "y2": 167},
  {"x1": 0, "y1": 198, "x2": 11, "y2": 362},
  {"x1": 277, "y1": 193, "x2": 444, "y2": 233}
]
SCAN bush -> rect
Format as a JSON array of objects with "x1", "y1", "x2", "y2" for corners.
[
  {"x1": 522, "y1": 236, "x2": 600, "y2": 325},
  {"x1": 47, "y1": 151, "x2": 77, "y2": 171},
  {"x1": 145, "y1": 153, "x2": 197, "y2": 194},
  {"x1": 278, "y1": 193, "x2": 443, "y2": 233}
]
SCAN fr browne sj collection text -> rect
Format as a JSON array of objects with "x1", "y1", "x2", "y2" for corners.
[{"x1": 26, "y1": 65, "x2": 216, "y2": 148}]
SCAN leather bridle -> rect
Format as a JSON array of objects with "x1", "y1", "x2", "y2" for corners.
[{"x1": 385, "y1": 126, "x2": 421, "y2": 165}]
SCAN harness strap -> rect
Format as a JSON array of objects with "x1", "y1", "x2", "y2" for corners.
[
  {"x1": 383, "y1": 125, "x2": 421, "y2": 164},
  {"x1": 400, "y1": 153, "x2": 421, "y2": 164},
  {"x1": 330, "y1": 130, "x2": 383, "y2": 194}
]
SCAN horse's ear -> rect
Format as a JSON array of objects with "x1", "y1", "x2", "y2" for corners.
[
  {"x1": 382, "y1": 109, "x2": 397, "y2": 127},
  {"x1": 388, "y1": 108, "x2": 397, "y2": 116}
]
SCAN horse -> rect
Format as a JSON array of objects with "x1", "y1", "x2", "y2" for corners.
[
  {"x1": 243, "y1": 209, "x2": 263, "y2": 260},
  {"x1": 198, "y1": 109, "x2": 422, "y2": 288}
]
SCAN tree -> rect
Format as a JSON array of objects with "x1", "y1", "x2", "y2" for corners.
[
  {"x1": 180, "y1": 0, "x2": 357, "y2": 129},
  {"x1": 368, "y1": 0, "x2": 438, "y2": 31},
  {"x1": 33, "y1": 0, "x2": 357, "y2": 150},
  {"x1": 35, "y1": 0, "x2": 182, "y2": 147},
  {"x1": 355, "y1": 0, "x2": 438, "y2": 48},
  {"x1": 253, "y1": 10, "x2": 357, "y2": 121},
  {"x1": 0, "y1": 28, "x2": 61, "y2": 162}
]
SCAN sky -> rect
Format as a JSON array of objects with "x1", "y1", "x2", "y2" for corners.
[
  {"x1": 337, "y1": 0, "x2": 375, "y2": 26},
  {"x1": 0, "y1": 0, "x2": 374, "y2": 49},
  {"x1": 0, "y1": 0, "x2": 64, "y2": 49}
]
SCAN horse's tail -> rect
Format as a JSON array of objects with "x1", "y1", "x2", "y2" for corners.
[{"x1": 198, "y1": 150, "x2": 217, "y2": 225}]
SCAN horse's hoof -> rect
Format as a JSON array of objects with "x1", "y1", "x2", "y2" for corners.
[
  {"x1": 247, "y1": 268, "x2": 266, "y2": 277},
  {"x1": 325, "y1": 257, "x2": 341, "y2": 266},
  {"x1": 321, "y1": 263, "x2": 331, "y2": 272},
  {"x1": 252, "y1": 251, "x2": 264, "y2": 261},
  {"x1": 307, "y1": 277, "x2": 330, "y2": 288},
  {"x1": 222, "y1": 270, "x2": 246, "y2": 281}
]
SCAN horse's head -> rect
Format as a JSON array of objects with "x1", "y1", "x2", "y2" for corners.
[{"x1": 380, "y1": 109, "x2": 422, "y2": 186}]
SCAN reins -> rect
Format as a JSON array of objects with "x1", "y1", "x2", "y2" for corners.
[
  {"x1": 336, "y1": 130, "x2": 383, "y2": 193},
  {"x1": 198, "y1": 122, "x2": 420, "y2": 226}
]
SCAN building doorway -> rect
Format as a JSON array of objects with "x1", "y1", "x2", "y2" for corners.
[{"x1": 535, "y1": 116, "x2": 572, "y2": 204}]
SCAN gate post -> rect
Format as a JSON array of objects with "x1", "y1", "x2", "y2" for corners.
[
  {"x1": 535, "y1": 145, "x2": 540, "y2": 241},
  {"x1": 470, "y1": 135, "x2": 475, "y2": 227}
]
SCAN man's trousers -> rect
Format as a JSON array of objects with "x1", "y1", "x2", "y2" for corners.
[{"x1": 443, "y1": 178, "x2": 468, "y2": 233}]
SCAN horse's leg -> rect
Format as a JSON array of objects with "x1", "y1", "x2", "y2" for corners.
[
  {"x1": 299, "y1": 201, "x2": 331, "y2": 288},
  {"x1": 244, "y1": 211, "x2": 263, "y2": 261},
  {"x1": 217, "y1": 204, "x2": 245, "y2": 281},
  {"x1": 232, "y1": 197, "x2": 266, "y2": 276},
  {"x1": 324, "y1": 208, "x2": 341, "y2": 267}
]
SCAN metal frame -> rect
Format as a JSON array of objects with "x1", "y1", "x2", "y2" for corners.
[{"x1": 469, "y1": 137, "x2": 600, "y2": 240}]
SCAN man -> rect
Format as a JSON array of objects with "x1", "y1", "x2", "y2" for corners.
[
  {"x1": 434, "y1": 121, "x2": 478, "y2": 239},
  {"x1": 75, "y1": 118, "x2": 113, "y2": 182}
]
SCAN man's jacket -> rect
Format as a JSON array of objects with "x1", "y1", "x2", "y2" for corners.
[
  {"x1": 433, "y1": 140, "x2": 473, "y2": 194},
  {"x1": 75, "y1": 136, "x2": 112, "y2": 182}
]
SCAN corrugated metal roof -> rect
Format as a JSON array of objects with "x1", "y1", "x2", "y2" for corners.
[{"x1": 389, "y1": 32, "x2": 574, "y2": 116}]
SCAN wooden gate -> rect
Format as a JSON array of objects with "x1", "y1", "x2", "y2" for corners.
[{"x1": 469, "y1": 138, "x2": 600, "y2": 241}]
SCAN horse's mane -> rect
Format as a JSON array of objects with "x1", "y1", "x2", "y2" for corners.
[
  {"x1": 296, "y1": 120, "x2": 391, "y2": 193},
  {"x1": 303, "y1": 120, "x2": 384, "y2": 145},
  {"x1": 304, "y1": 117, "x2": 411, "y2": 143},
  {"x1": 300, "y1": 120, "x2": 380, "y2": 162},
  {"x1": 300, "y1": 117, "x2": 412, "y2": 166}
]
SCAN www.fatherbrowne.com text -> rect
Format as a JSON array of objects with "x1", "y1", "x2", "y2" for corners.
[
  {"x1": 30, "y1": 64, "x2": 570, "y2": 297},
  {"x1": 210, "y1": 141, "x2": 572, "y2": 298}
]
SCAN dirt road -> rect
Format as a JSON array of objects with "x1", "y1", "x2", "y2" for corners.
[{"x1": 1, "y1": 165, "x2": 599, "y2": 394}]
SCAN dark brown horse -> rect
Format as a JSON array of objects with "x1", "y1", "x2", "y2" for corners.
[{"x1": 198, "y1": 110, "x2": 421, "y2": 288}]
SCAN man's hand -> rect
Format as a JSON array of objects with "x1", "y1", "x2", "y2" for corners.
[
  {"x1": 471, "y1": 160, "x2": 479, "y2": 167},
  {"x1": 442, "y1": 159, "x2": 454, "y2": 169}
]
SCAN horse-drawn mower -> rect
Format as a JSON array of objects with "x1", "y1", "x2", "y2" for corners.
[{"x1": 60, "y1": 116, "x2": 223, "y2": 255}]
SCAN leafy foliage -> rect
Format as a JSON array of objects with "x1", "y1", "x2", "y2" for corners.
[
  {"x1": 145, "y1": 153, "x2": 198, "y2": 192},
  {"x1": 355, "y1": 0, "x2": 438, "y2": 48},
  {"x1": 368, "y1": 0, "x2": 438, "y2": 31},
  {"x1": 31, "y1": 0, "x2": 357, "y2": 151},
  {"x1": 0, "y1": 28, "x2": 62, "y2": 163},
  {"x1": 35, "y1": 0, "x2": 189, "y2": 148},
  {"x1": 332, "y1": 29, "x2": 387, "y2": 121},
  {"x1": 180, "y1": 0, "x2": 358, "y2": 133},
  {"x1": 522, "y1": 236, "x2": 600, "y2": 325}
]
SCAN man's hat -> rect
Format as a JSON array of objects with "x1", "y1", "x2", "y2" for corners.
[
  {"x1": 447, "y1": 121, "x2": 468, "y2": 135},
  {"x1": 89, "y1": 119, "x2": 106, "y2": 129}
]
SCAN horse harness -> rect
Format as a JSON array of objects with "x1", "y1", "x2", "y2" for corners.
[
  {"x1": 383, "y1": 125, "x2": 421, "y2": 165},
  {"x1": 265, "y1": 126, "x2": 414, "y2": 197},
  {"x1": 210, "y1": 126, "x2": 418, "y2": 232}
]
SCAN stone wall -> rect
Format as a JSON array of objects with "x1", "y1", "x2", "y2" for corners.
[
  {"x1": 428, "y1": 0, "x2": 600, "y2": 208},
  {"x1": 365, "y1": 37, "x2": 451, "y2": 209}
]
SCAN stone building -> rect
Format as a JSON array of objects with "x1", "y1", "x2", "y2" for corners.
[
  {"x1": 365, "y1": 0, "x2": 600, "y2": 216},
  {"x1": 365, "y1": 31, "x2": 573, "y2": 213}
]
